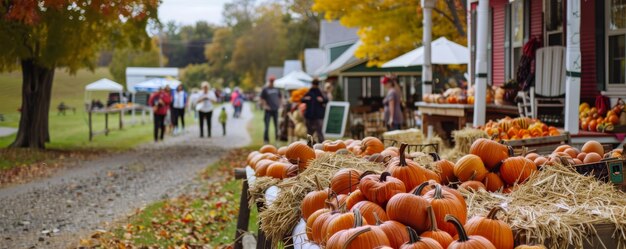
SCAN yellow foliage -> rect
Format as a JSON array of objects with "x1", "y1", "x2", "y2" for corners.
[{"x1": 313, "y1": 0, "x2": 467, "y2": 67}]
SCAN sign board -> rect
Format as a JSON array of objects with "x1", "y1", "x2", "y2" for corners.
[
  {"x1": 134, "y1": 92, "x2": 150, "y2": 106},
  {"x1": 323, "y1": 101, "x2": 350, "y2": 138}
]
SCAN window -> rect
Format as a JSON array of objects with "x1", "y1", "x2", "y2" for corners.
[
  {"x1": 345, "y1": 77, "x2": 364, "y2": 105},
  {"x1": 545, "y1": 0, "x2": 564, "y2": 46},
  {"x1": 607, "y1": 0, "x2": 626, "y2": 87},
  {"x1": 367, "y1": 77, "x2": 382, "y2": 97},
  {"x1": 511, "y1": 0, "x2": 525, "y2": 78}
]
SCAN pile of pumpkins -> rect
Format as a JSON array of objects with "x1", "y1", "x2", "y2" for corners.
[
  {"x1": 578, "y1": 102, "x2": 622, "y2": 132},
  {"x1": 483, "y1": 117, "x2": 560, "y2": 141},
  {"x1": 300, "y1": 142, "x2": 544, "y2": 249},
  {"x1": 248, "y1": 137, "x2": 394, "y2": 180},
  {"x1": 527, "y1": 140, "x2": 622, "y2": 167}
]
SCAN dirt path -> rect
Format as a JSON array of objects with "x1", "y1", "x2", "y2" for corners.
[{"x1": 0, "y1": 103, "x2": 253, "y2": 249}]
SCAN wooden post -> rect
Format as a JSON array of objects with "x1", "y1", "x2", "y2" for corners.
[
  {"x1": 105, "y1": 112, "x2": 109, "y2": 136},
  {"x1": 255, "y1": 202, "x2": 272, "y2": 249},
  {"x1": 119, "y1": 109, "x2": 124, "y2": 130},
  {"x1": 234, "y1": 168, "x2": 250, "y2": 249},
  {"x1": 89, "y1": 111, "x2": 93, "y2": 141}
]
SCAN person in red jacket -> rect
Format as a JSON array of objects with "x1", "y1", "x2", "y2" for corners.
[{"x1": 149, "y1": 87, "x2": 172, "y2": 142}]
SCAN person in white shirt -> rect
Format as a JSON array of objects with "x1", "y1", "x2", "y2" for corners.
[
  {"x1": 196, "y1": 82, "x2": 217, "y2": 138},
  {"x1": 188, "y1": 88, "x2": 201, "y2": 120},
  {"x1": 171, "y1": 84, "x2": 188, "y2": 134}
]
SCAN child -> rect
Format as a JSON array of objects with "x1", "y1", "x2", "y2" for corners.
[{"x1": 218, "y1": 107, "x2": 227, "y2": 136}]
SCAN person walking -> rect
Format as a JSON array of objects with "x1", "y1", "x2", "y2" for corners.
[
  {"x1": 171, "y1": 84, "x2": 188, "y2": 134},
  {"x1": 189, "y1": 88, "x2": 201, "y2": 121},
  {"x1": 148, "y1": 87, "x2": 172, "y2": 142},
  {"x1": 302, "y1": 78, "x2": 328, "y2": 143},
  {"x1": 196, "y1": 82, "x2": 217, "y2": 138},
  {"x1": 382, "y1": 76, "x2": 403, "y2": 131},
  {"x1": 219, "y1": 106, "x2": 227, "y2": 136},
  {"x1": 259, "y1": 76, "x2": 282, "y2": 144},
  {"x1": 231, "y1": 87, "x2": 243, "y2": 118}
]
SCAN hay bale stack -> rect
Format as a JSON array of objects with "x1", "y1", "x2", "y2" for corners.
[
  {"x1": 465, "y1": 163, "x2": 626, "y2": 248},
  {"x1": 444, "y1": 128, "x2": 488, "y2": 162},
  {"x1": 383, "y1": 128, "x2": 424, "y2": 147},
  {"x1": 258, "y1": 153, "x2": 384, "y2": 245}
]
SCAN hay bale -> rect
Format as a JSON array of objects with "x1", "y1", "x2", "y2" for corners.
[
  {"x1": 248, "y1": 176, "x2": 281, "y2": 208},
  {"x1": 444, "y1": 128, "x2": 488, "y2": 162},
  {"x1": 465, "y1": 164, "x2": 626, "y2": 249},
  {"x1": 383, "y1": 128, "x2": 424, "y2": 147},
  {"x1": 258, "y1": 154, "x2": 384, "y2": 245}
]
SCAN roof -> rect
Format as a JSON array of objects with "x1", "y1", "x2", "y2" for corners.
[
  {"x1": 85, "y1": 78, "x2": 124, "y2": 92},
  {"x1": 304, "y1": 49, "x2": 326, "y2": 75},
  {"x1": 125, "y1": 67, "x2": 179, "y2": 77},
  {"x1": 382, "y1": 37, "x2": 469, "y2": 67},
  {"x1": 265, "y1": 67, "x2": 284, "y2": 82},
  {"x1": 319, "y1": 20, "x2": 359, "y2": 49},
  {"x1": 283, "y1": 60, "x2": 303, "y2": 76},
  {"x1": 316, "y1": 41, "x2": 363, "y2": 76}
]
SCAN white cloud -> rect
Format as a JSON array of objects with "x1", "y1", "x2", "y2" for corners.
[{"x1": 158, "y1": 0, "x2": 233, "y2": 25}]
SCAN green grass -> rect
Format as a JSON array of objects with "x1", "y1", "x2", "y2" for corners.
[{"x1": 248, "y1": 107, "x2": 288, "y2": 148}]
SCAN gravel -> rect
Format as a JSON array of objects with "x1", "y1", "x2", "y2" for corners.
[{"x1": 0, "y1": 104, "x2": 252, "y2": 249}]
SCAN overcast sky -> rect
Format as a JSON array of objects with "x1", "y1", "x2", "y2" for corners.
[{"x1": 158, "y1": 0, "x2": 233, "y2": 25}]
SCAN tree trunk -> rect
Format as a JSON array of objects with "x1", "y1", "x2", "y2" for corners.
[{"x1": 10, "y1": 59, "x2": 55, "y2": 149}]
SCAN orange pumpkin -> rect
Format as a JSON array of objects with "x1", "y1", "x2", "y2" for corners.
[
  {"x1": 387, "y1": 143, "x2": 430, "y2": 191},
  {"x1": 276, "y1": 146, "x2": 288, "y2": 155},
  {"x1": 581, "y1": 140, "x2": 604, "y2": 156},
  {"x1": 500, "y1": 156, "x2": 537, "y2": 185},
  {"x1": 350, "y1": 200, "x2": 389, "y2": 225},
  {"x1": 423, "y1": 185, "x2": 467, "y2": 237},
  {"x1": 300, "y1": 176, "x2": 330, "y2": 220},
  {"x1": 359, "y1": 172, "x2": 406, "y2": 206},
  {"x1": 361, "y1": 137, "x2": 385, "y2": 155},
  {"x1": 254, "y1": 159, "x2": 275, "y2": 176},
  {"x1": 432, "y1": 159, "x2": 457, "y2": 185},
  {"x1": 306, "y1": 208, "x2": 330, "y2": 241},
  {"x1": 259, "y1": 144, "x2": 277, "y2": 154},
  {"x1": 454, "y1": 154, "x2": 489, "y2": 182},
  {"x1": 285, "y1": 140, "x2": 316, "y2": 170},
  {"x1": 331, "y1": 168, "x2": 362, "y2": 195},
  {"x1": 515, "y1": 245, "x2": 547, "y2": 249},
  {"x1": 420, "y1": 206, "x2": 453, "y2": 248},
  {"x1": 311, "y1": 211, "x2": 335, "y2": 243},
  {"x1": 325, "y1": 209, "x2": 371, "y2": 244},
  {"x1": 386, "y1": 188, "x2": 430, "y2": 233},
  {"x1": 373, "y1": 212, "x2": 411, "y2": 249},
  {"x1": 445, "y1": 215, "x2": 496, "y2": 249},
  {"x1": 246, "y1": 151, "x2": 261, "y2": 165},
  {"x1": 583, "y1": 152, "x2": 602, "y2": 163},
  {"x1": 400, "y1": 226, "x2": 444, "y2": 249},
  {"x1": 345, "y1": 189, "x2": 366, "y2": 210},
  {"x1": 326, "y1": 209, "x2": 391, "y2": 249},
  {"x1": 464, "y1": 207, "x2": 514, "y2": 249},
  {"x1": 469, "y1": 138, "x2": 511, "y2": 170},
  {"x1": 323, "y1": 140, "x2": 347, "y2": 152},
  {"x1": 459, "y1": 180, "x2": 486, "y2": 192},
  {"x1": 266, "y1": 161, "x2": 297, "y2": 179},
  {"x1": 482, "y1": 173, "x2": 504, "y2": 192}
]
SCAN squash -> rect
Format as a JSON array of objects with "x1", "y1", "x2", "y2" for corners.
[
  {"x1": 464, "y1": 207, "x2": 514, "y2": 249},
  {"x1": 373, "y1": 212, "x2": 411, "y2": 249},
  {"x1": 400, "y1": 226, "x2": 444, "y2": 249},
  {"x1": 300, "y1": 176, "x2": 330, "y2": 220},
  {"x1": 259, "y1": 144, "x2": 277, "y2": 154},
  {"x1": 326, "y1": 209, "x2": 391, "y2": 249},
  {"x1": 361, "y1": 137, "x2": 385, "y2": 155},
  {"x1": 285, "y1": 140, "x2": 316, "y2": 170},
  {"x1": 500, "y1": 156, "x2": 537, "y2": 185},
  {"x1": 331, "y1": 168, "x2": 362, "y2": 195},
  {"x1": 350, "y1": 200, "x2": 389, "y2": 225},
  {"x1": 581, "y1": 140, "x2": 604, "y2": 156},
  {"x1": 345, "y1": 189, "x2": 366, "y2": 210},
  {"x1": 482, "y1": 173, "x2": 505, "y2": 192},
  {"x1": 387, "y1": 143, "x2": 430, "y2": 190},
  {"x1": 386, "y1": 187, "x2": 430, "y2": 233},
  {"x1": 445, "y1": 215, "x2": 496, "y2": 249},
  {"x1": 469, "y1": 138, "x2": 511, "y2": 170},
  {"x1": 359, "y1": 172, "x2": 406, "y2": 206},
  {"x1": 420, "y1": 206, "x2": 453, "y2": 248},
  {"x1": 454, "y1": 154, "x2": 489, "y2": 182},
  {"x1": 423, "y1": 185, "x2": 467, "y2": 236}
]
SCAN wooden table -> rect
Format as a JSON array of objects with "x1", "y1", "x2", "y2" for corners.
[
  {"x1": 88, "y1": 105, "x2": 149, "y2": 141},
  {"x1": 415, "y1": 102, "x2": 519, "y2": 140}
]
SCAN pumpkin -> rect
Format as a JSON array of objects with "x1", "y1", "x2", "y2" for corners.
[
  {"x1": 387, "y1": 143, "x2": 430, "y2": 190},
  {"x1": 246, "y1": 151, "x2": 260, "y2": 165},
  {"x1": 482, "y1": 173, "x2": 504, "y2": 192},
  {"x1": 361, "y1": 137, "x2": 385, "y2": 155},
  {"x1": 524, "y1": 152, "x2": 540, "y2": 161},
  {"x1": 259, "y1": 144, "x2": 277, "y2": 154},
  {"x1": 533, "y1": 157, "x2": 548, "y2": 167},
  {"x1": 249, "y1": 153, "x2": 279, "y2": 169},
  {"x1": 254, "y1": 159, "x2": 275, "y2": 176},
  {"x1": 500, "y1": 156, "x2": 537, "y2": 185},
  {"x1": 469, "y1": 138, "x2": 511, "y2": 170},
  {"x1": 563, "y1": 148, "x2": 579, "y2": 158},
  {"x1": 423, "y1": 185, "x2": 467, "y2": 236},
  {"x1": 583, "y1": 152, "x2": 602, "y2": 163},
  {"x1": 306, "y1": 208, "x2": 330, "y2": 241},
  {"x1": 311, "y1": 210, "x2": 336, "y2": 243},
  {"x1": 581, "y1": 140, "x2": 604, "y2": 156},
  {"x1": 381, "y1": 148, "x2": 400, "y2": 158},
  {"x1": 432, "y1": 159, "x2": 457, "y2": 185},
  {"x1": 373, "y1": 212, "x2": 411, "y2": 249},
  {"x1": 325, "y1": 209, "x2": 370, "y2": 245},
  {"x1": 266, "y1": 161, "x2": 297, "y2": 179},
  {"x1": 554, "y1": 144, "x2": 571, "y2": 153},
  {"x1": 320, "y1": 210, "x2": 349, "y2": 245},
  {"x1": 300, "y1": 176, "x2": 330, "y2": 220},
  {"x1": 445, "y1": 215, "x2": 496, "y2": 249},
  {"x1": 331, "y1": 169, "x2": 362, "y2": 195},
  {"x1": 420, "y1": 206, "x2": 453, "y2": 248},
  {"x1": 326, "y1": 212, "x2": 391, "y2": 249},
  {"x1": 368, "y1": 153, "x2": 388, "y2": 163},
  {"x1": 359, "y1": 172, "x2": 406, "y2": 206},
  {"x1": 514, "y1": 245, "x2": 547, "y2": 249},
  {"x1": 285, "y1": 140, "x2": 316, "y2": 170},
  {"x1": 350, "y1": 200, "x2": 388, "y2": 225},
  {"x1": 323, "y1": 140, "x2": 347, "y2": 152},
  {"x1": 464, "y1": 207, "x2": 513, "y2": 249},
  {"x1": 411, "y1": 181, "x2": 465, "y2": 203},
  {"x1": 386, "y1": 187, "x2": 430, "y2": 233},
  {"x1": 459, "y1": 180, "x2": 486, "y2": 192},
  {"x1": 400, "y1": 226, "x2": 444, "y2": 249},
  {"x1": 276, "y1": 146, "x2": 288, "y2": 155},
  {"x1": 454, "y1": 154, "x2": 489, "y2": 182},
  {"x1": 345, "y1": 189, "x2": 366, "y2": 210}
]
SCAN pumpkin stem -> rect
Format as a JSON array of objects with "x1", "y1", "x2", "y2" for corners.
[
  {"x1": 406, "y1": 226, "x2": 422, "y2": 244},
  {"x1": 426, "y1": 206, "x2": 439, "y2": 231},
  {"x1": 399, "y1": 143, "x2": 409, "y2": 166},
  {"x1": 434, "y1": 184, "x2": 444, "y2": 199},
  {"x1": 491, "y1": 161, "x2": 503, "y2": 173},
  {"x1": 372, "y1": 212, "x2": 383, "y2": 225},
  {"x1": 359, "y1": 170, "x2": 377, "y2": 180},
  {"x1": 486, "y1": 206, "x2": 506, "y2": 220},
  {"x1": 341, "y1": 227, "x2": 372, "y2": 249},
  {"x1": 352, "y1": 209, "x2": 363, "y2": 228},
  {"x1": 314, "y1": 175, "x2": 322, "y2": 191},
  {"x1": 445, "y1": 215, "x2": 469, "y2": 242},
  {"x1": 413, "y1": 181, "x2": 430, "y2": 195},
  {"x1": 380, "y1": 172, "x2": 391, "y2": 182},
  {"x1": 429, "y1": 152, "x2": 441, "y2": 161}
]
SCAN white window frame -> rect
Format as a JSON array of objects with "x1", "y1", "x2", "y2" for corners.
[
  {"x1": 606, "y1": 0, "x2": 626, "y2": 90},
  {"x1": 544, "y1": 0, "x2": 564, "y2": 47}
]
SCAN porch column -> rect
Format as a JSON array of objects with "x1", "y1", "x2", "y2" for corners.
[
  {"x1": 473, "y1": 0, "x2": 489, "y2": 126},
  {"x1": 421, "y1": 0, "x2": 436, "y2": 95},
  {"x1": 564, "y1": 0, "x2": 581, "y2": 134}
]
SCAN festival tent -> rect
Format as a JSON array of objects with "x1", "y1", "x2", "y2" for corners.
[
  {"x1": 274, "y1": 71, "x2": 312, "y2": 90},
  {"x1": 133, "y1": 78, "x2": 181, "y2": 92},
  {"x1": 84, "y1": 78, "x2": 124, "y2": 104},
  {"x1": 382, "y1": 37, "x2": 469, "y2": 67}
]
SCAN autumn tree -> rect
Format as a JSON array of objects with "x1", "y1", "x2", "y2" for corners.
[
  {"x1": 109, "y1": 38, "x2": 165, "y2": 84},
  {"x1": 313, "y1": 0, "x2": 467, "y2": 66},
  {"x1": 0, "y1": 0, "x2": 159, "y2": 149}
]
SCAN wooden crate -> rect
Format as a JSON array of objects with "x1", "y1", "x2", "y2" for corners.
[
  {"x1": 573, "y1": 158, "x2": 625, "y2": 191},
  {"x1": 504, "y1": 133, "x2": 571, "y2": 155},
  {"x1": 515, "y1": 223, "x2": 621, "y2": 248}
]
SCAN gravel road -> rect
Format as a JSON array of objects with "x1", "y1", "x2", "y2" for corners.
[{"x1": 0, "y1": 103, "x2": 253, "y2": 249}]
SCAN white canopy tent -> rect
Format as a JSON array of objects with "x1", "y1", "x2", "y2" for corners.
[
  {"x1": 274, "y1": 71, "x2": 312, "y2": 90},
  {"x1": 133, "y1": 78, "x2": 181, "y2": 93},
  {"x1": 84, "y1": 78, "x2": 124, "y2": 104},
  {"x1": 382, "y1": 37, "x2": 469, "y2": 68}
]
